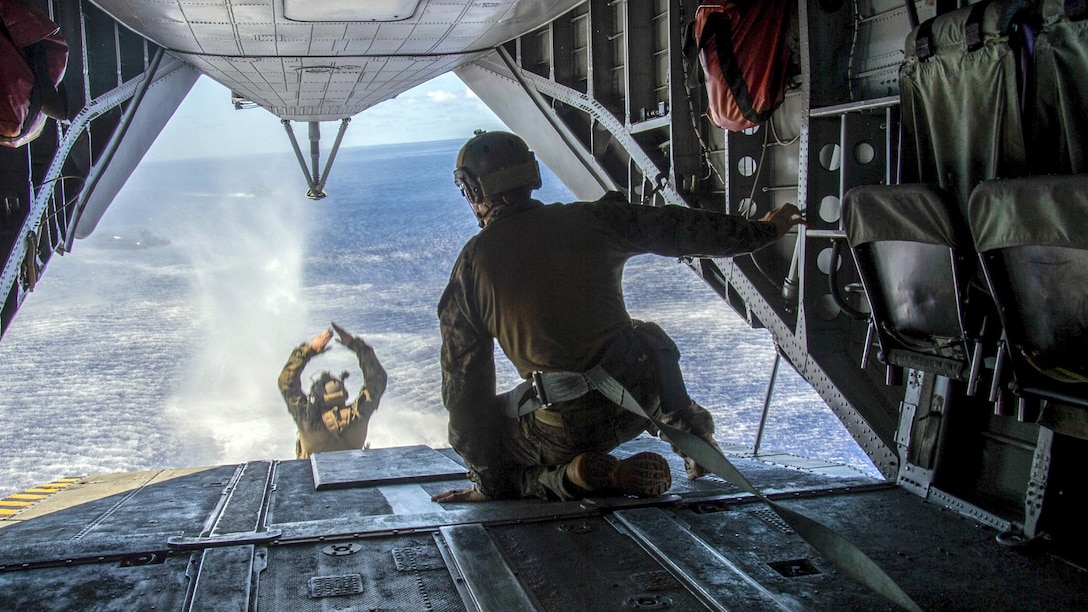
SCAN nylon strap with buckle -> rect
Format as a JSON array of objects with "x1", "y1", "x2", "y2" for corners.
[
  {"x1": 504, "y1": 364, "x2": 919, "y2": 610},
  {"x1": 505, "y1": 371, "x2": 594, "y2": 418}
]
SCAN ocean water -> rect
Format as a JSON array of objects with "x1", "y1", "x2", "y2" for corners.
[{"x1": 0, "y1": 139, "x2": 879, "y2": 495}]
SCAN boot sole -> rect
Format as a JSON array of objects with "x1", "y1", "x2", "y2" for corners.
[
  {"x1": 567, "y1": 452, "x2": 620, "y2": 492},
  {"x1": 615, "y1": 451, "x2": 672, "y2": 497}
]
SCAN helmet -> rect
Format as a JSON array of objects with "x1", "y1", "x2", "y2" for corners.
[
  {"x1": 309, "y1": 371, "x2": 349, "y2": 410},
  {"x1": 454, "y1": 131, "x2": 542, "y2": 205}
]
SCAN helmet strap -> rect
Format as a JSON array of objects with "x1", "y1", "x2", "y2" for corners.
[{"x1": 471, "y1": 200, "x2": 495, "y2": 228}]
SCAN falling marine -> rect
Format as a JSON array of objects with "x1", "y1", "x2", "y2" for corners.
[{"x1": 0, "y1": 0, "x2": 1086, "y2": 609}]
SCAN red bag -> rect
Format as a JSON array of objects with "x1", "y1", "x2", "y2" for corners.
[
  {"x1": 694, "y1": 0, "x2": 794, "y2": 132},
  {"x1": 0, "y1": 0, "x2": 68, "y2": 148}
]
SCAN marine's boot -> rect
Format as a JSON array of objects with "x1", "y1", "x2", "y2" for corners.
[
  {"x1": 684, "y1": 433, "x2": 723, "y2": 480},
  {"x1": 565, "y1": 451, "x2": 671, "y2": 497}
]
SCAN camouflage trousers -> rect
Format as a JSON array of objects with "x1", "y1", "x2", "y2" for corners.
[{"x1": 497, "y1": 323, "x2": 715, "y2": 500}]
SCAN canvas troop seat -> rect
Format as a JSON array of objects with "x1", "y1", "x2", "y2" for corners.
[
  {"x1": 900, "y1": 0, "x2": 1030, "y2": 216},
  {"x1": 1031, "y1": 0, "x2": 1088, "y2": 174},
  {"x1": 968, "y1": 176, "x2": 1088, "y2": 408},
  {"x1": 843, "y1": 184, "x2": 986, "y2": 389}
]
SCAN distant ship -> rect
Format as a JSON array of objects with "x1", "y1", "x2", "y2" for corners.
[
  {"x1": 0, "y1": 1, "x2": 1085, "y2": 609},
  {"x1": 92, "y1": 229, "x2": 171, "y2": 250}
]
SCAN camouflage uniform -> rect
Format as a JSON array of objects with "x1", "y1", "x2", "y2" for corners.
[
  {"x1": 438, "y1": 192, "x2": 779, "y2": 499},
  {"x1": 278, "y1": 338, "x2": 388, "y2": 459}
]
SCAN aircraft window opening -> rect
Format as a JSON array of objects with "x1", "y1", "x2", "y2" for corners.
[
  {"x1": 819, "y1": 195, "x2": 841, "y2": 223},
  {"x1": 742, "y1": 125, "x2": 760, "y2": 136},
  {"x1": 855, "y1": 141, "x2": 876, "y2": 164},
  {"x1": 819, "y1": 143, "x2": 842, "y2": 171}
]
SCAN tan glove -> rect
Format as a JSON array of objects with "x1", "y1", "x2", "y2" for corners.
[{"x1": 684, "y1": 433, "x2": 722, "y2": 481}]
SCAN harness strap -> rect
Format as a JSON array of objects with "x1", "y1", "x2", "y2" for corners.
[
  {"x1": 582, "y1": 365, "x2": 922, "y2": 612},
  {"x1": 321, "y1": 405, "x2": 359, "y2": 435},
  {"x1": 504, "y1": 362, "x2": 920, "y2": 609},
  {"x1": 504, "y1": 371, "x2": 593, "y2": 418},
  {"x1": 914, "y1": 16, "x2": 936, "y2": 61}
]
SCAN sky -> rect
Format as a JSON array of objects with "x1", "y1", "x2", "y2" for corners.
[{"x1": 145, "y1": 72, "x2": 508, "y2": 162}]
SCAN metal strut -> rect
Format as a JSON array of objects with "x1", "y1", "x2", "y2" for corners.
[
  {"x1": 66, "y1": 47, "x2": 165, "y2": 251},
  {"x1": 753, "y1": 351, "x2": 782, "y2": 456},
  {"x1": 282, "y1": 118, "x2": 351, "y2": 200}
]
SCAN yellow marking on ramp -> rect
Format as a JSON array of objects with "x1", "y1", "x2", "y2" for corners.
[{"x1": 1, "y1": 477, "x2": 82, "y2": 520}]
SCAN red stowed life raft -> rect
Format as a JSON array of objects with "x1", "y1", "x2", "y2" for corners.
[
  {"x1": 694, "y1": 0, "x2": 794, "y2": 132},
  {"x1": 0, "y1": 0, "x2": 68, "y2": 148}
]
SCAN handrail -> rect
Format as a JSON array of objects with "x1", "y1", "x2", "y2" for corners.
[
  {"x1": 64, "y1": 48, "x2": 165, "y2": 251},
  {"x1": 753, "y1": 351, "x2": 782, "y2": 456},
  {"x1": 0, "y1": 55, "x2": 186, "y2": 337}
]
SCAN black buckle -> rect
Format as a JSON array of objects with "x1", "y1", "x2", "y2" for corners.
[{"x1": 531, "y1": 371, "x2": 550, "y2": 407}]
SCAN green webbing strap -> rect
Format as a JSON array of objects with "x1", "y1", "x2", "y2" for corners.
[
  {"x1": 504, "y1": 372, "x2": 592, "y2": 418},
  {"x1": 583, "y1": 365, "x2": 922, "y2": 612}
]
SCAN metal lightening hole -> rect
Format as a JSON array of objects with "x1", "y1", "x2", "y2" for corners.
[
  {"x1": 817, "y1": 247, "x2": 838, "y2": 275},
  {"x1": 819, "y1": 194, "x2": 841, "y2": 223},
  {"x1": 815, "y1": 294, "x2": 841, "y2": 320},
  {"x1": 738, "y1": 156, "x2": 757, "y2": 177},
  {"x1": 819, "y1": 143, "x2": 841, "y2": 171},
  {"x1": 737, "y1": 197, "x2": 757, "y2": 217},
  {"x1": 855, "y1": 141, "x2": 875, "y2": 165}
]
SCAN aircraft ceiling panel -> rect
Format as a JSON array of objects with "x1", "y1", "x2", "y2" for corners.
[
  {"x1": 177, "y1": 53, "x2": 474, "y2": 120},
  {"x1": 176, "y1": 1, "x2": 233, "y2": 22},
  {"x1": 377, "y1": 23, "x2": 455, "y2": 54},
  {"x1": 282, "y1": 0, "x2": 421, "y2": 22},
  {"x1": 89, "y1": 0, "x2": 581, "y2": 120},
  {"x1": 225, "y1": 3, "x2": 274, "y2": 24},
  {"x1": 93, "y1": 1, "x2": 582, "y2": 57}
]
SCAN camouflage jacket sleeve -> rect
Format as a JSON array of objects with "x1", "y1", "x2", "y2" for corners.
[
  {"x1": 279, "y1": 343, "x2": 316, "y2": 429},
  {"x1": 591, "y1": 191, "x2": 780, "y2": 258},
  {"x1": 437, "y1": 244, "x2": 517, "y2": 498},
  {"x1": 347, "y1": 337, "x2": 387, "y2": 422}
]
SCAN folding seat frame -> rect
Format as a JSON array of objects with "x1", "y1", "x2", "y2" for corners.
[
  {"x1": 843, "y1": 184, "x2": 989, "y2": 393},
  {"x1": 968, "y1": 176, "x2": 1088, "y2": 416}
]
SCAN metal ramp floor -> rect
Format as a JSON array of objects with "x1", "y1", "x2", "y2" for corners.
[{"x1": 0, "y1": 437, "x2": 1084, "y2": 610}]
